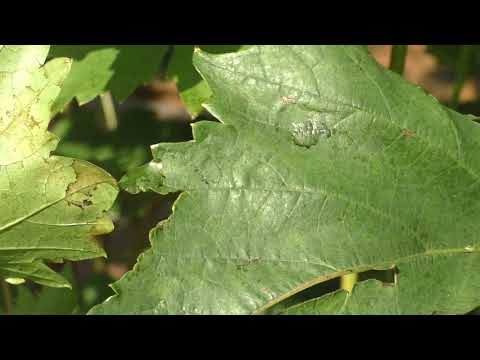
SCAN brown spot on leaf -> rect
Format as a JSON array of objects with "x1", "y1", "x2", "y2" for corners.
[
  {"x1": 66, "y1": 200, "x2": 84, "y2": 209},
  {"x1": 401, "y1": 129, "x2": 416, "y2": 137},
  {"x1": 281, "y1": 96, "x2": 296, "y2": 104},
  {"x1": 82, "y1": 199, "x2": 93, "y2": 207}
]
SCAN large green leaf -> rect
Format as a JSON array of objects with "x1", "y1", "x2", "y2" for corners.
[
  {"x1": 0, "y1": 45, "x2": 118, "y2": 288},
  {"x1": 49, "y1": 45, "x2": 167, "y2": 114},
  {"x1": 91, "y1": 45, "x2": 480, "y2": 315}
]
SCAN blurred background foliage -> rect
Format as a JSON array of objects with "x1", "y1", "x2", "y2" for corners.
[{"x1": 1, "y1": 45, "x2": 480, "y2": 314}]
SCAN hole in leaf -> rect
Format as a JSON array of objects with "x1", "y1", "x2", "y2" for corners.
[
  {"x1": 467, "y1": 307, "x2": 480, "y2": 315},
  {"x1": 264, "y1": 277, "x2": 340, "y2": 315},
  {"x1": 357, "y1": 267, "x2": 398, "y2": 286},
  {"x1": 264, "y1": 266, "x2": 398, "y2": 314}
]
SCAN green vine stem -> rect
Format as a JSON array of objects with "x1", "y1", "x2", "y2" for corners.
[
  {"x1": 0, "y1": 277, "x2": 12, "y2": 315},
  {"x1": 451, "y1": 45, "x2": 474, "y2": 110},
  {"x1": 100, "y1": 91, "x2": 118, "y2": 131},
  {"x1": 389, "y1": 45, "x2": 408, "y2": 75},
  {"x1": 159, "y1": 45, "x2": 175, "y2": 79}
]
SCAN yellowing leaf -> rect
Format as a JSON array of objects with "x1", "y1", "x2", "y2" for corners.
[{"x1": 0, "y1": 45, "x2": 118, "y2": 288}]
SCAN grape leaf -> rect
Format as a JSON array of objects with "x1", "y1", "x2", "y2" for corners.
[
  {"x1": 7, "y1": 264, "x2": 79, "y2": 315},
  {"x1": 91, "y1": 45, "x2": 480, "y2": 315},
  {"x1": 167, "y1": 45, "x2": 246, "y2": 118},
  {"x1": 0, "y1": 45, "x2": 118, "y2": 288},
  {"x1": 49, "y1": 45, "x2": 167, "y2": 114}
]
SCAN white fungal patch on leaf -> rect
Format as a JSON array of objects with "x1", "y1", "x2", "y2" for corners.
[{"x1": 290, "y1": 119, "x2": 331, "y2": 148}]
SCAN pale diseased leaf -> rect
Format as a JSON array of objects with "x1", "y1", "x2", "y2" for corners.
[{"x1": 0, "y1": 45, "x2": 118, "y2": 288}]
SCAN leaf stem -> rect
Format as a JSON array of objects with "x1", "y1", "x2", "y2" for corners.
[
  {"x1": 451, "y1": 45, "x2": 474, "y2": 110},
  {"x1": 100, "y1": 91, "x2": 118, "y2": 131},
  {"x1": 159, "y1": 45, "x2": 175, "y2": 79},
  {"x1": 0, "y1": 277, "x2": 12, "y2": 315},
  {"x1": 389, "y1": 45, "x2": 408, "y2": 75},
  {"x1": 340, "y1": 273, "x2": 358, "y2": 293}
]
